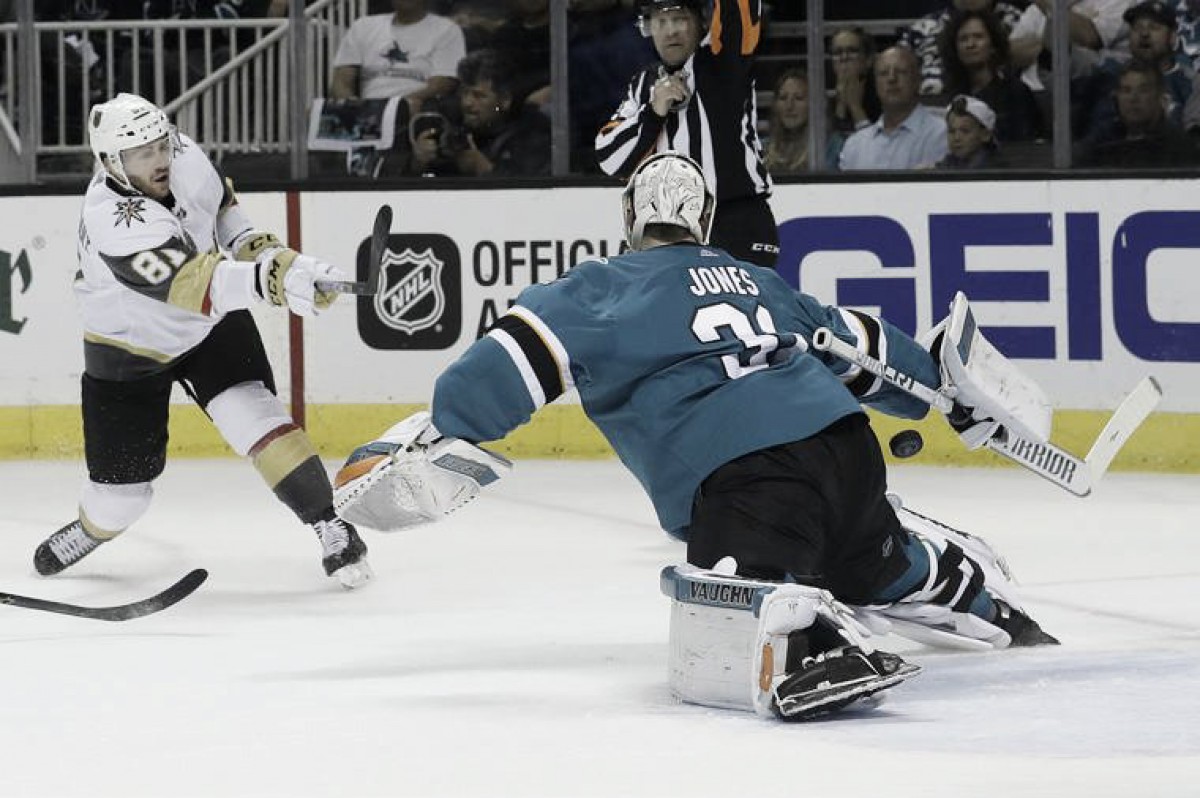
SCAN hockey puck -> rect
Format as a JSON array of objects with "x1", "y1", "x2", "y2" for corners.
[{"x1": 889, "y1": 429, "x2": 923, "y2": 459}]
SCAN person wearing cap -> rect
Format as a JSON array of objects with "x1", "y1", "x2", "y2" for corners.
[
  {"x1": 1078, "y1": 0, "x2": 1194, "y2": 141},
  {"x1": 938, "y1": 95, "x2": 1007, "y2": 168},
  {"x1": 594, "y1": 0, "x2": 779, "y2": 268},
  {"x1": 839, "y1": 47, "x2": 949, "y2": 170},
  {"x1": 939, "y1": 7, "x2": 1045, "y2": 142}
]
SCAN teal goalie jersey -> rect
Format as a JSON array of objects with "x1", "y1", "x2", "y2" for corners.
[{"x1": 432, "y1": 242, "x2": 940, "y2": 538}]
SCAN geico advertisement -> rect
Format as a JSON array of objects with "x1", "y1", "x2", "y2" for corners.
[{"x1": 772, "y1": 180, "x2": 1199, "y2": 410}]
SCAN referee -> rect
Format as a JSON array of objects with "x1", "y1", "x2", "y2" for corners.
[{"x1": 595, "y1": 0, "x2": 778, "y2": 268}]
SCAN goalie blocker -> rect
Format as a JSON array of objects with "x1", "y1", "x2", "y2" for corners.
[{"x1": 334, "y1": 411, "x2": 512, "y2": 532}]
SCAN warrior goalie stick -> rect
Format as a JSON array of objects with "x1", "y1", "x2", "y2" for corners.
[
  {"x1": 811, "y1": 328, "x2": 1162, "y2": 497},
  {"x1": 0, "y1": 568, "x2": 208, "y2": 621},
  {"x1": 315, "y1": 204, "x2": 393, "y2": 295}
]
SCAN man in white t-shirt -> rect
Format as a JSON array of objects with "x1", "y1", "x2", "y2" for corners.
[{"x1": 330, "y1": 0, "x2": 467, "y2": 111}]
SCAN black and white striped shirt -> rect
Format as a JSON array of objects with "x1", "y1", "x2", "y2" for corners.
[{"x1": 594, "y1": 0, "x2": 771, "y2": 204}]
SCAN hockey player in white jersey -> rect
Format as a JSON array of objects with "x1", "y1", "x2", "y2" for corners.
[
  {"x1": 334, "y1": 152, "x2": 1058, "y2": 719},
  {"x1": 33, "y1": 93, "x2": 371, "y2": 588}
]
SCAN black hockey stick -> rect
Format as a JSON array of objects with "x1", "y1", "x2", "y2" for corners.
[
  {"x1": 316, "y1": 204, "x2": 393, "y2": 295},
  {"x1": 0, "y1": 568, "x2": 208, "y2": 622}
]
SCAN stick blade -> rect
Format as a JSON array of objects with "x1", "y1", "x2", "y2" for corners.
[
  {"x1": 0, "y1": 568, "x2": 209, "y2": 622},
  {"x1": 1083, "y1": 376, "x2": 1163, "y2": 477},
  {"x1": 364, "y1": 204, "x2": 393, "y2": 293}
]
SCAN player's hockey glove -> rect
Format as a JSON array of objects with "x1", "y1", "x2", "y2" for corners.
[{"x1": 239, "y1": 232, "x2": 345, "y2": 317}]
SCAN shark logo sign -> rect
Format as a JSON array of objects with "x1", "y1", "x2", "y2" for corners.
[
  {"x1": 375, "y1": 247, "x2": 445, "y2": 334},
  {"x1": 358, "y1": 233, "x2": 461, "y2": 350}
]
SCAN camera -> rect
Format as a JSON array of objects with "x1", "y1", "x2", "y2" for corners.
[{"x1": 409, "y1": 112, "x2": 447, "y2": 147}]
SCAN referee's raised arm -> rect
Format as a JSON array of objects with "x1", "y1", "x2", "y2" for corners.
[{"x1": 593, "y1": 0, "x2": 780, "y2": 269}]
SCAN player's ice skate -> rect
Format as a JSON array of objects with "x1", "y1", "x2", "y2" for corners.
[
  {"x1": 313, "y1": 515, "x2": 372, "y2": 589},
  {"x1": 33, "y1": 519, "x2": 109, "y2": 576}
]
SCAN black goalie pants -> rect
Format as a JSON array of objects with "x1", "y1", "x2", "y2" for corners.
[{"x1": 686, "y1": 413, "x2": 911, "y2": 605}]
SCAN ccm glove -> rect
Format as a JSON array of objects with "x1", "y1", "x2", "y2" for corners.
[{"x1": 240, "y1": 232, "x2": 344, "y2": 317}]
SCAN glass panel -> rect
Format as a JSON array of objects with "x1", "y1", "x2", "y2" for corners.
[{"x1": 567, "y1": 0, "x2": 649, "y2": 175}]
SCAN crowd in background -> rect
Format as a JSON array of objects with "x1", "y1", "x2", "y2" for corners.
[
  {"x1": 9, "y1": 0, "x2": 1200, "y2": 179},
  {"x1": 761, "y1": 0, "x2": 1200, "y2": 172}
]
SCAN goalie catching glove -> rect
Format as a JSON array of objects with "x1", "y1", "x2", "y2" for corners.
[
  {"x1": 333, "y1": 411, "x2": 512, "y2": 531},
  {"x1": 235, "y1": 231, "x2": 345, "y2": 317}
]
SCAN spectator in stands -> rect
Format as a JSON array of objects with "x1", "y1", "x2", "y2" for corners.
[
  {"x1": 940, "y1": 9, "x2": 1046, "y2": 141},
  {"x1": 828, "y1": 27, "x2": 880, "y2": 137},
  {"x1": 1078, "y1": 60, "x2": 1200, "y2": 163},
  {"x1": 447, "y1": 0, "x2": 509, "y2": 51},
  {"x1": 490, "y1": 0, "x2": 552, "y2": 110},
  {"x1": 899, "y1": 0, "x2": 1025, "y2": 98},
  {"x1": 595, "y1": 0, "x2": 778, "y2": 268},
  {"x1": 1170, "y1": 0, "x2": 1200, "y2": 72},
  {"x1": 839, "y1": 47, "x2": 949, "y2": 170},
  {"x1": 1010, "y1": 0, "x2": 1136, "y2": 82},
  {"x1": 1079, "y1": 1, "x2": 1193, "y2": 138},
  {"x1": 763, "y1": 68, "x2": 809, "y2": 175},
  {"x1": 937, "y1": 94, "x2": 1006, "y2": 167},
  {"x1": 330, "y1": 0, "x2": 466, "y2": 113},
  {"x1": 407, "y1": 49, "x2": 550, "y2": 176}
]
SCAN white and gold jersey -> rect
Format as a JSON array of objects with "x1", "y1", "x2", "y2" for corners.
[{"x1": 75, "y1": 133, "x2": 250, "y2": 380}]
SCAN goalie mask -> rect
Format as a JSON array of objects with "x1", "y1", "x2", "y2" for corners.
[
  {"x1": 622, "y1": 152, "x2": 715, "y2": 251},
  {"x1": 88, "y1": 93, "x2": 175, "y2": 195}
]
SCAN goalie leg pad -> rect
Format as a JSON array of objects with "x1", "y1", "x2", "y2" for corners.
[
  {"x1": 861, "y1": 499, "x2": 1031, "y2": 649},
  {"x1": 660, "y1": 562, "x2": 780, "y2": 712},
  {"x1": 661, "y1": 564, "x2": 920, "y2": 718}
]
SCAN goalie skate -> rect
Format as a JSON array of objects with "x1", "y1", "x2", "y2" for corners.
[{"x1": 772, "y1": 647, "x2": 921, "y2": 721}]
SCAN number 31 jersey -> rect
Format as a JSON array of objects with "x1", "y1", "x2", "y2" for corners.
[
  {"x1": 75, "y1": 133, "x2": 233, "y2": 381},
  {"x1": 432, "y1": 243, "x2": 941, "y2": 538}
]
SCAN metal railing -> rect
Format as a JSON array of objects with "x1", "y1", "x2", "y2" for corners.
[{"x1": 0, "y1": 0, "x2": 366, "y2": 171}]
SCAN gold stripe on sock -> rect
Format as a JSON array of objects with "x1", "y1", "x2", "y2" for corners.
[
  {"x1": 78, "y1": 508, "x2": 123, "y2": 541},
  {"x1": 251, "y1": 425, "x2": 318, "y2": 489}
]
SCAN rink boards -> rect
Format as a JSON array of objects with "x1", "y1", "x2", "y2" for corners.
[{"x1": 1, "y1": 179, "x2": 1196, "y2": 470}]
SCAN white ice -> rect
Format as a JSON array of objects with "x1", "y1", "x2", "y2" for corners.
[{"x1": 1, "y1": 459, "x2": 1197, "y2": 798}]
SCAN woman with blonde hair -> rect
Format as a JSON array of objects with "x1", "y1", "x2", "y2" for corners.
[{"x1": 764, "y1": 68, "x2": 809, "y2": 174}]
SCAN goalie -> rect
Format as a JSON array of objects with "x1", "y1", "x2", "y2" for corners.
[{"x1": 336, "y1": 152, "x2": 1058, "y2": 720}]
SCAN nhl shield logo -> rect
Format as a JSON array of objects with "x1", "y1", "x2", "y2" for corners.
[{"x1": 374, "y1": 247, "x2": 446, "y2": 334}]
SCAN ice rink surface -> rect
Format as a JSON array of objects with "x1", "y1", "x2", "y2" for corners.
[{"x1": 1, "y1": 458, "x2": 1197, "y2": 798}]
